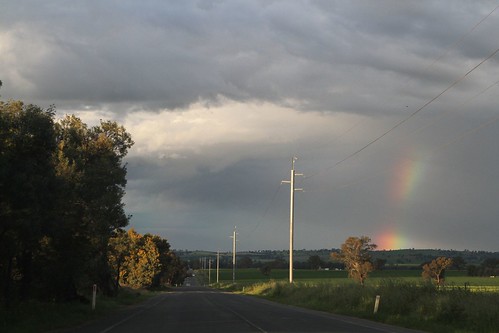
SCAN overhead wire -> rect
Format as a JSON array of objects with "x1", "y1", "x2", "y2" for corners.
[
  {"x1": 414, "y1": 4, "x2": 499, "y2": 80},
  {"x1": 237, "y1": 3, "x2": 499, "y2": 247},
  {"x1": 303, "y1": 46, "x2": 499, "y2": 181},
  {"x1": 302, "y1": 3, "x2": 499, "y2": 181},
  {"x1": 245, "y1": 183, "x2": 283, "y2": 234},
  {"x1": 307, "y1": 79, "x2": 499, "y2": 194},
  {"x1": 326, "y1": 3, "x2": 499, "y2": 152}
]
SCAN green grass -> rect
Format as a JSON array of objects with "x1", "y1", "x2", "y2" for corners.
[
  {"x1": 232, "y1": 280, "x2": 499, "y2": 333},
  {"x1": 206, "y1": 269, "x2": 499, "y2": 332},
  {"x1": 203, "y1": 268, "x2": 499, "y2": 288},
  {"x1": 0, "y1": 288, "x2": 158, "y2": 333}
]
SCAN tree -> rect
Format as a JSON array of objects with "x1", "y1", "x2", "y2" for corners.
[
  {"x1": 260, "y1": 265, "x2": 272, "y2": 277},
  {"x1": 331, "y1": 236, "x2": 377, "y2": 286},
  {"x1": 451, "y1": 256, "x2": 466, "y2": 270},
  {"x1": 108, "y1": 229, "x2": 132, "y2": 292},
  {"x1": 480, "y1": 258, "x2": 499, "y2": 277},
  {"x1": 118, "y1": 229, "x2": 160, "y2": 288},
  {"x1": 269, "y1": 258, "x2": 287, "y2": 269},
  {"x1": 308, "y1": 255, "x2": 324, "y2": 270},
  {"x1": 238, "y1": 256, "x2": 253, "y2": 269},
  {"x1": 0, "y1": 99, "x2": 139, "y2": 303},
  {"x1": 0, "y1": 101, "x2": 57, "y2": 303},
  {"x1": 109, "y1": 229, "x2": 185, "y2": 289},
  {"x1": 146, "y1": 233, "x2": 185, "y2": 287},
  {"x1": 53, "y1": 115, "x2": 133, "y2": 297},
  {"x1": 373, "y1": 258, "x2": 387, "y2": 271},
  {"x1": 422, "y1": 257, "x2": 453, "y2": 286}
]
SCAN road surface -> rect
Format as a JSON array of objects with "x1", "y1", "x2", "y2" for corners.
[{"x1": 65, "y1": 277, "x2": 424, "y2": 333}]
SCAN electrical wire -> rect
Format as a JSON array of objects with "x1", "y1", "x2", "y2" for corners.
[
  {"x1": 309, "y1": 80, "x2": 499, "y2": 195},
  {"x1": 245, "y1": 183, "x2": 283, "y2": 234},
  {"x1": 425, "y1": 4, "x2": 499, "y2": 71},
  {"x1": 302, "y1": 2, "x2": 499, "y2": 180},
  {"x1": 303, "y1": 46, "x2": 499, "y2": 181}
]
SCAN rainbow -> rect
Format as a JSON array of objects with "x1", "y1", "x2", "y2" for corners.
[
  {"x1": 376, "y1": 154, "x2": 425, "y2": 250},
  {"x1": 376, "y1": 225, "x2": 407, "y2": 250},
  {"x1": 389, "y1": 156, "x2": 424, "y2": 203}
]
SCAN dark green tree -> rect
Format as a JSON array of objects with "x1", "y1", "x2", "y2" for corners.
[
  {"x1": 308, "y1": 255, "x2": 324, "y2": 270},
  {"x1": 451, "y1": 256, "x2": 466, "y2": 270},
  {"x1": 373, "y1": 258, "x2": 387, "y2": 270},
  {"x1": 0, "y1": 101, "x2": 57, "y2": 304},
  {"x1": 108, "y1": 229, "x2": 132, "y2": 292},
  {"x1": 51, "y1": 115, "x2": 134, "y2": 298},
  {"x1": 260, "y1": 265, "x2": 272, "y2": 277},
  {"x1": 238, "y1": 256, "x2": 253, "y2": 269}
]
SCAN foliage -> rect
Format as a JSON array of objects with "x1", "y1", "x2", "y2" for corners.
[
  {"x1": 113, "y1": 229, "x2": 158, "y2": 288},
  {"x1": 1, "y1": 101, "x2": 58, "y2": 304},
  {"x1": 108, "y1": 229, "x2": 186, "y2": 289},
  {"x1": 0, "y1": 98, "x2": 185, "y2": 307},
  {"x1": 307, "y1": 255, "x2": 324, "y2": 269},
  {"x1": 331, "y1": 236, "x2": 377, "y2": 285},
  {"x1": 238, "y1": 256, "x2": 253, "y2": 269},
  {"x1": 373, "y1": 258, "x2": 387, "y2": 270},
  {"x1": 259, "y1": 265, "x2": 272, "y2": 277},
  {"x1": 422, "y1": 257, "x2": 453, "y2": 286},
  {"x1": 467, "y1": 258, "x2": 499, "y2": 277},
  {"x1": 450, "y1": 256, "x2": 466, "y2": 270}
]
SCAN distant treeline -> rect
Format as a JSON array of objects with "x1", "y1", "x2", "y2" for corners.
[
  {"x1": 0, "y1": 99, "x2": 185, "y2": 306},
  {"x1": 177, "y1": 248, "x2": 499, "y2": 275}
]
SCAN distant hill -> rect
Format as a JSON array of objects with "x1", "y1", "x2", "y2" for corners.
[
  {"x1": 371, "y1": 249, "x2": 498, "y2": 266},
  {"x1": 175, "y1": 248, "x2": 499, "y2": 268}
]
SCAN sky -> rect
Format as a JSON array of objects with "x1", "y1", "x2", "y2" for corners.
[{"x1": 2, "y1": 0, "x2": 499, "y2": 252}]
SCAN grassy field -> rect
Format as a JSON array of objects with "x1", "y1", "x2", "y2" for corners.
[
  {"x1": 0, "y1": 288, "x2": 158, "y2": 333},
  {"x1": 202, "y1": 268, "x2": 499, "y2": 290},
  {"x1": 202, "y1": 269, "x2": 499, "y2": 332}
]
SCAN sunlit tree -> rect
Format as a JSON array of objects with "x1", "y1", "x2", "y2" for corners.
[
  {"x1": 331, "y1": 236, "x2": 377, "y2": 286},
  {"x1": 422, "y1": 257, "x2": 453, "y2": 286},
  {"x1": 119, "y1": 229, "x2": 161, "y2": 288}
]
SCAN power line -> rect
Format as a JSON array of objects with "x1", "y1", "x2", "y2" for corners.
[
  {"x1": 310, "y1": 81, "x2": 499, "y2": 195},
  {"x1": 431, "y1": 111, "x2": 499, "y2": 157},
  {"x1": 304, "y1": 46, "x2": 499, "y2": 181},
  {"x1": 246, "y1": 183, "x2": 283, "y2": 234},
  {"x1": 303, "y1": 4, "x2": 499, "y2": 181},
  {"x1": 399, "y1": 78, "x2": 499, "y2": 143},
  {"x1": 424, "y1": 4, "x2": 499, "y2": 71}
]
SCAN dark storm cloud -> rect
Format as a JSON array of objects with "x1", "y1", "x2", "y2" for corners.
[
  {"x1": 2, "y1": 0, "x2": 499, "y2": 251},
  {"x1": 2, "y1": 0, "x2": 495, "y2": 114}
]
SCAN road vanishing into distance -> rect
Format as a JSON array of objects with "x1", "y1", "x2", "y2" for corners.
[{"x1": 65, "y1": 277, "x2": 424, "y2": 333}]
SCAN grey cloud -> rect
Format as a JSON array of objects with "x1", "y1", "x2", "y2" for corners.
[
  {"x1": 2, "y1": 0, "x2": 499, "y2": 251},
  {"x1": 3, "y1": 0, "x2": 496, "y2": 114}
]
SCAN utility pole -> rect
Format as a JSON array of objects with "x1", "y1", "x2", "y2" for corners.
[
  {"x1": 281, "y1": 157, "x2": 303, "y2": 283},
  {"x1": 231, "y1": 226, "x2": 238, "y2": 283},
  {"x1": 216, "y1": 251, "x2": 220, "y2": 283},
  {"x1": 208, "y1": 258, "x2": 212, "y2": 285}
]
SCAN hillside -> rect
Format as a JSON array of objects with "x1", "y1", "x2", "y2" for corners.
[{"x1": 175, "y1": 248, "x2": 499, "y2": 268}]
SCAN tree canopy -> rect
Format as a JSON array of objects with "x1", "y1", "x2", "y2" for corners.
[
  {"x1": 331, "y1": 236, "x2": 377, "y2": 286},
  {"x1": 422, "y1": 257, "x2": 453, "y2": 286},
  {"x1": 0, "y1": 99, "x2": 184, "y2": 305}
]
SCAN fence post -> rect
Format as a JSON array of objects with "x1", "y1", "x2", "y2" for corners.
[
  {"x1": 373, "y1": 295, "x2": 381, "y2": 314},
  {"x1": 92, "y1": 284, "x2": 97, "y2": 310}
]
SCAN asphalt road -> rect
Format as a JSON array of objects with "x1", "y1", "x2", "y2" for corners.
[{"x1": 65, "y1": 277, "x2": 425, "y2": 333}]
